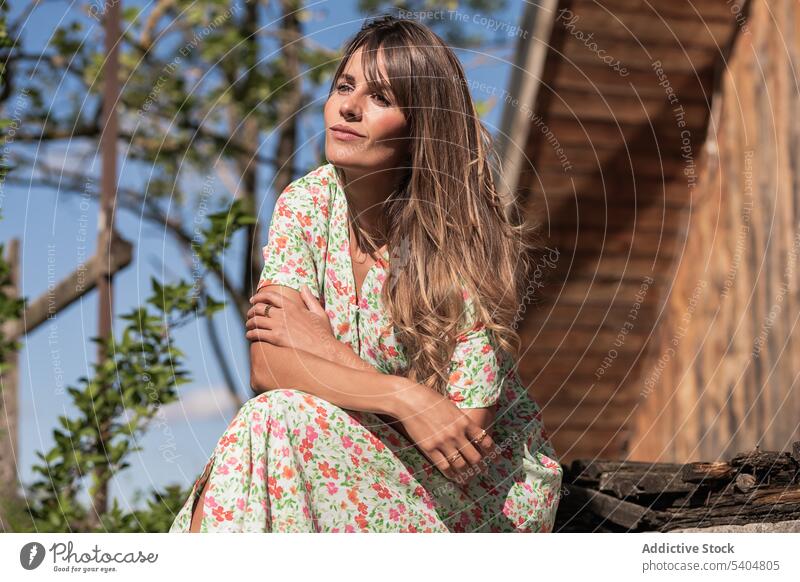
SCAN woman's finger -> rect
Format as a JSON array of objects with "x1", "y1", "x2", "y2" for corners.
[
  {"x1": 245, "y1": 315, "x2": 278, "y2": 331},
  {"x1": 299, "y1": 285, "x2": 313, "y2": 311},
  {"x1": 440, "y1": 446, "x2": 472, "y2": 483},
  {"x1": 467, "y1": 424, "x2": 497, "y2": 458},
  {"x1": 247, "y1": 302, "x2": 283, "y2": 321},
  {"x1": 249, "y1": 290, "x2": 287, "y2": 308},
  {"x1": 245, "y1": 328, "x2": 281, "y2": 344},
  {"x1": 300, "y1": 284, "x2": 326, "y2": 316},
  {"x1": 427, "y1": 449, "x2": 456, "y2": 481},
  {"x1": 247, "y1": 304, "x2": 267, "y2": 319},
  {"x1": 450, "y1": 437, "x2": 488, "y2": 483},
  {"x1": 454, "y1": 436, "x2": 483, "y2": 468}
]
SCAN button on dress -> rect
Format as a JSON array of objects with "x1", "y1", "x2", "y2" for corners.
[{"x1": 169, "y1": 162, "x2": 564, "y2": 533}]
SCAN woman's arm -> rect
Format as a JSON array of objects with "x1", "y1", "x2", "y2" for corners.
[
  {"x1": 250, "y1": 332, "x2": 496, "y2": 483},
  {"x1": 251, "y1": 285, "x2": 497, "y2": 438},
  {"x1": 250, "y1": 337, "x2": 411, "y2": 415},
  {"x1": 249, "y1": 286, "x2": 500, "y2": 482},
  {"x1": 251, "y1": 285, "x2": 431, "y2": 421},
  {"x1": 316, "y1": 331, "x2": 497, "y2": 439},
  {"x1": 320, "y1": 337, "x2": 419, "y2": 437}
]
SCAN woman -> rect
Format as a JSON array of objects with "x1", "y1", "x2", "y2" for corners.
[{"x1": 169, "y1": 14, "x2": 563, "y2": 533}]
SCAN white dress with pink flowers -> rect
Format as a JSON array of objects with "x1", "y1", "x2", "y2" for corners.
[{"x1": 169, "y1": 162, "x2": 563, "y2": 532}]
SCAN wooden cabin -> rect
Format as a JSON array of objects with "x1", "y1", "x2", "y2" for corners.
[{"x1": 496, "y1": 0, "x2": 800, "y2": 464}]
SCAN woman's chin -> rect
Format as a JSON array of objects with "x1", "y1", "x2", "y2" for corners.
[{"x1": 325, "y1": 143, "x2": 372, "y2": 166}]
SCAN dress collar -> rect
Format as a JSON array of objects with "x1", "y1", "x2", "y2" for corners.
[{"x1": 328, "y1": 163, "x2": 392, "y2": 355}]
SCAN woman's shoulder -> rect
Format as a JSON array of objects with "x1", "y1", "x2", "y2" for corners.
[
  {"x1": 281, "y1": 162, "x2": 336, "y2": 199},
  {"x1": 275, "y1": 162, "x2": 337, "y2": 221}
]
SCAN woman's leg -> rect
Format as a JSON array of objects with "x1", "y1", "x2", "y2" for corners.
[{"x1": 178, "y1": 388, "x2": 451, "y2": 532}]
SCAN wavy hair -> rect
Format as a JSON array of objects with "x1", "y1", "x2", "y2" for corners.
[{"x1": 327, "y1": 14, "x2": 540, "y2": 396}]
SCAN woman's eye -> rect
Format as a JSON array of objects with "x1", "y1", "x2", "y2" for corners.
[{"x1": 336, "y1": 82, "x2": 390, "y2": 105}]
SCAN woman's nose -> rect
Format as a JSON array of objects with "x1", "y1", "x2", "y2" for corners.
[{"x1": 340, "y1": 94, "x2": 362, "y2": 119}]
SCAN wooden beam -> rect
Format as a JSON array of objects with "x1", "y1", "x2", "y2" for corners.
[
  {"x1": 576, "y1": 0, "x2": 739, "y2": 22},
  {"x1": 557, "y1": 2, "x2": 736, "y2": 48},
  {"x1": 496, "y1": 0, "x2": 560, "y2": 203},
  {"x1": 1, "y1": 235, "x2": 132, "y2": 341}
]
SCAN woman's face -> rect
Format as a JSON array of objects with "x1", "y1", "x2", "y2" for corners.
[{"x1": 324, "y1": 45, "x2": 409, "y2": 174}]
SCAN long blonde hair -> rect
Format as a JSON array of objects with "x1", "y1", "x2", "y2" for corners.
[{"x1": 328, "y1": 15, "x2": 540, "y2": 395}]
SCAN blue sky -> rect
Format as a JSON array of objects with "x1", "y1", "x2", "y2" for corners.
[{"x1": 2, "y1": 0, "x2": 526, "y2": 512}]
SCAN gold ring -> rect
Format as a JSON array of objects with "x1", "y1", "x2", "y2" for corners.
[
  {"x1": 447, "y1": 451, "x2": 462, "y2": 464},
  {"x1": 470, "y1": 429, "x2": 488, "y2": 445},
  {"x1": 263, "y1": 303, "x2": 271, "y2": 317}
]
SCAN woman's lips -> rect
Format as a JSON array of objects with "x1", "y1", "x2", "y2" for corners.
[{"x1": 330, "y1": 127, "x2": 365, "y2": 141}]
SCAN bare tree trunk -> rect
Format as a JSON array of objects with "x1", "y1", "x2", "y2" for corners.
[
  {"x1": 0, "y1": 239, "x2": 20, "y2": 531},
  {"x1": 88, "y1": 0, "x2": 121, "y2": 530},
  {"x1": 244, "y1": 0, "x2": 302, "y2": 297},
  {"x1": 273, "y1": 0, "x2": 302, "y2": 202}
]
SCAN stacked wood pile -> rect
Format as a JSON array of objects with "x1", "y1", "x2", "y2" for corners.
[{"x1": 554, "y1": 441, "x2": 800, "y2": 532}]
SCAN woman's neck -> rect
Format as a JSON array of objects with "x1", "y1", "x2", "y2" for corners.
[{"x1": 341, "y1": 167, "x2": 404, "y2": 245}]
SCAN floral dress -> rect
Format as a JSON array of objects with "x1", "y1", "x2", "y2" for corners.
[{"x1": 169, "y1": 162, "x2": 564, "y2": 533}]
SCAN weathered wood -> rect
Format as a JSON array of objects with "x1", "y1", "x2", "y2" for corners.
[
  {"x1": 734, "y1": 473, "x2": 757, "y2": 493},
  {"x1": 681, "y1": 461, "x2": 737, "y2": 483},
  {"x1": 560, "y1": 38, "x2": 718, "y2": 73},
  {"x1": 570, "y1": 458, "x2": 685, "y2": 481},
  {"x1": 626, "y1": 0, "x2": 798, "y2": 462},
  {"x1": 661, "y1": 485, "x2": 800, "y2": 530},
  {"x1": 535, "y1": 148, "x2": 700, "y2": 179},
  {"x1": 559, "y1": 2, "x2": 736, "y2": 48},
  {"x1": 545, "y1": 206, "x2": 688, "y2": 233},
  {"x1": 521, "y1": 302, "x2": 659, "y2": 331},
  {"x1": 560, "y1": 484, "x2": 668, "y2": 529},
  {"x1": 551, "y1": 62, "x2": 716, "y2": 101},
  {"x1": 555, "y1": 441, "x2": 800, "y2": 532},
  {"x1": 540, "y1": 280, "x2": 668, "y2": 306},
  {"x1": 729, "y1": 448, "x2": 799, "y2": 472},
  {"x1": 524, "y1": 236, "x2": 679, "y2": 261},
  {"x1": 546, "y1": 402, "x2": 639, "y2": 428},
  {"x1": 598, "y1": 470, "x2": 696, "y2": 498},
  {"x1": 579, "y1": 0, "x2": 737, "y2": 22},
  {"x1": 525, "y1": 173, "x2": 704, "y2": 206},
  {"x1": 545, "y1": 88, "x2": 711, "y2": 126},
  {"x1": 523, "y1": 115, "x2": 710, "y2": 150}
]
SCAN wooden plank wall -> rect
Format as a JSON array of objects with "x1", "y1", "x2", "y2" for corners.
[
  {"x1": 516, "y1": 0, "x2": 740, "y2": 462},
  {"x1": 628, "y1": 0, "x2": 800, "y2": 462}
]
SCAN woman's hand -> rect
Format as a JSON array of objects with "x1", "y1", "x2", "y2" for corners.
[
  {"x1": 391, "y1": 379, "x2": 498, "y2": 485},
  {"x1": 246, "y1": 284, "x2": 337, "y2": 361}
]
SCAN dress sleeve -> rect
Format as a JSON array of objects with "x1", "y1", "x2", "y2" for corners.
[
  {"x1": 445, "y1": 292, "x2": 510, "y2": 409},
  {"x1": 256, "y1": 179, "x2": 321, "y2": 299}
]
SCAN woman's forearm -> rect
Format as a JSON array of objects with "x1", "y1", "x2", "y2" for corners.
[
  {"x1": 295, "y1": 339, "x2": 417, "y2": 439},
  {"x1": 327, "y1": 340, "x2": 383, "y2": 374},
  {"x1": 251, "y1": 337, "x2": 494, "y2": 443},
  {"x1": 250, "y1": 340, "x2": 419, "y2": 417}
]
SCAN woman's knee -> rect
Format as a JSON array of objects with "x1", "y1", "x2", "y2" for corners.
[
  {"x1": 240, "y1": 389, "x2": 347, "y2": 440},
  {"x1": 242, "y1": 388, "x2": 311, "y2": 417}
]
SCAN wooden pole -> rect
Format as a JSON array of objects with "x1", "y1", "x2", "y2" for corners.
[{"x1": 89, "y1": 0, "x2": 121, "y2": 530}]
